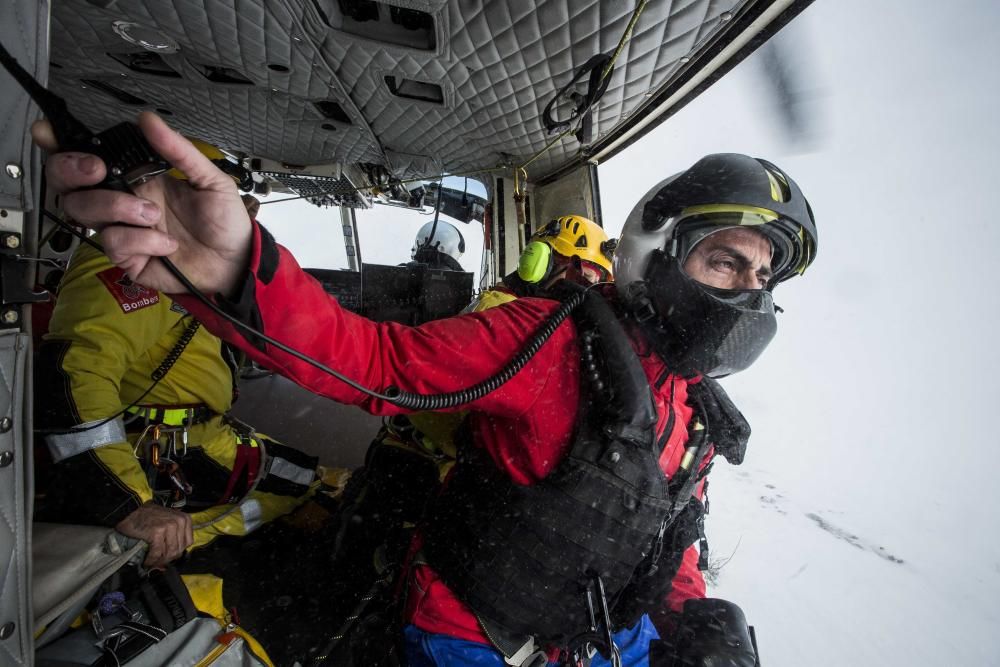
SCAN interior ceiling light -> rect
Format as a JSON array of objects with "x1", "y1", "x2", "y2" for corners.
[{"x1": 112, "y1": 21, "x2": 180, "y2": 53}]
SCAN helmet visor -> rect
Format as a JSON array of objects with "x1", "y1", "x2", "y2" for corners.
[{"x1": 670, "y1": 205, "x2": 807, "y2": 285}]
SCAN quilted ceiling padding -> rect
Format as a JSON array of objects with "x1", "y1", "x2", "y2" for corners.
[{"x1": 48, "y1": 0, "x2": 744, "y2": 183}]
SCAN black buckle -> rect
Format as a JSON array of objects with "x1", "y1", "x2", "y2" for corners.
[{"x1": 580, "y1": 572, "x2": 620, "y2": 665}]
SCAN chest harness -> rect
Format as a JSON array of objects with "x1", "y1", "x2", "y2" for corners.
[
  {"x1": 421, "y1": 289, "x2": 749, "y2": 663},
  {"x1": 115, "y1": 317, "x2": 313, "y2": 513}
]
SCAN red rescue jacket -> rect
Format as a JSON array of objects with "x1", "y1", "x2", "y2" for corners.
[{"x1": 178, "y1": 223, "x2": 708, "y2": 645}]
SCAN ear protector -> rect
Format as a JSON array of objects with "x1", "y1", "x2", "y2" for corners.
[{"x1": 517, "y1": 240, "x2": 554, "y2": 284}]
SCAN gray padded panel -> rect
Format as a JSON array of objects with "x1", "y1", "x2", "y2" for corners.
[
  {"x1": 49, "y1": 0, "x2": 382, "y2": 167},
  {"x1": 327, "y1": 0, "x2": 740, "y2": 178},
  {"x1": 0, "y1": 332, "x2": 31, "y2": 666},
  {"x1": 32, "y1": 524, "x2": 140, "y2": 634},
  {"x1": 0, "y1": 0, "x2": 48, "y2": 212},
  {"x1": 48, "y1": 0, "x2": 743, "y2": 183}
]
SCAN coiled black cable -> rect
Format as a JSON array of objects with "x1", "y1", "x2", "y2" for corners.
[
  {"x1": 151, "y1": 318, "x2": 200, "y2": 380},
  {"x1": 385, "y1": 290, "x2": 585, "y2": 410},
  {"x1": 35, "y1": 307, "x2": 203, "y2": 435}
]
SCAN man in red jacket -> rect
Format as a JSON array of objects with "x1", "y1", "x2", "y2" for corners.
[{"x1": 37, "y1": 112, "x2": 817, "y2": 666}]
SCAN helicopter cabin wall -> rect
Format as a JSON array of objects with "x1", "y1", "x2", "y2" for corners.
[
  {"x1": 1, "y1": 0, "x2": 48, "y2": 663},
  {"x1": 487, "y1": 162, "x2": 603, "y2": 285},
  {"x1": 489, "y1": 175, "x2": 524, "y2": 281},
  {"x1": 531, "y1": 162, "x2": 603, "y2": 233}
]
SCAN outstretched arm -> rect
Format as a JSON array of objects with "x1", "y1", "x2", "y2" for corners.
[
  {"x1": 33, "y1": 112, "x2": 252, "y2": 296},
  {"x1": 36, "y1": 112, "x2": 577, "y2": 422}
]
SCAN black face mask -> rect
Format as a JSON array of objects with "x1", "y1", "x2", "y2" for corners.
[{"x1": 636, "y1": 251, "x2": 778, "y2": 377}]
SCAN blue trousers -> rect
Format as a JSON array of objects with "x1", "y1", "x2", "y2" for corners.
[{"x1": 403, "y1": 615, "x2": 660, "y2": 666}]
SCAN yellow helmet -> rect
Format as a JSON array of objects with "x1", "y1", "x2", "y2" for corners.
[
  {"x1": 536, "y1": 215, "x2": 613, "y2": 272},
  {"x1": 517, "y1": 215, "x2": 615, "y2": 285}
]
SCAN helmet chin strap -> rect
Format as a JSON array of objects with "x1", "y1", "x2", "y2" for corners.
[
  {"x1": 621, "y1": 280, "x2": 701, "y2": 376},
  {"x1": 632, "y1": 308, "x2": 705, "y2": 378}
]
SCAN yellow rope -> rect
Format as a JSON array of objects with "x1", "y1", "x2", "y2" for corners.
[
  {"x1": 516, "y1": 0, "x2": 649, "y2": 177},
  {"x1": 602, "y1": 0, "x2": 649, "y2": 82}
]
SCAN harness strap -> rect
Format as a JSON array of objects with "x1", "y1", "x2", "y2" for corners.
[
  {"x1": 124, "y1": 404, "x2": 216, "y2": 429},
  {"x1": 41, "y1": 318, "x2": 205, "y2": 463},
  {"x1": 697, "y1": 479, "x2": 711, "y2": 571},
  {"x1": 219, "y1": 434, "x2": 262, "y2": 504},
  {"x1": 478, "y1": 617, "x2": 553, "y2": 667}
]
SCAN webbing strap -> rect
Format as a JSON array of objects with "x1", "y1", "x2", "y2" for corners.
[
  {"x1": 476, "y1": 614, "x2": 538, "y2": 666},
  {"x1": 124, "y1": 405, "x2": 214, "y2": 427},
  {"x1": 219, "y1": 438, "x2": 261, "y2": 504},
  {"x1": 45, "y1": 417, "x2": 127, "y2": 462}
]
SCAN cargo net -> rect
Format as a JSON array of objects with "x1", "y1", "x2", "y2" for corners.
[{"x1": 259, "y1": 171, "x2": 370, "y2": 208}]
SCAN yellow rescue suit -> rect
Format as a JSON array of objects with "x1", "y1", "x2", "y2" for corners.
[{"x1": 36, "y1": 242, "x2": 317, "y2": 550}]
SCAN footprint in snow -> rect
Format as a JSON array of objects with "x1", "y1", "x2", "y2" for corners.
[
  {"x1": 806, "y1": 513, "x2": 905, "y2": 565},
  {"x1": 759, "y1": 495, "x2": 787, "y2": 514}
]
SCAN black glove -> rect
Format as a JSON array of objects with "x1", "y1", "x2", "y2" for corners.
[{"x1": 648, "y1": 598, "x2": 759, "y2": 667}]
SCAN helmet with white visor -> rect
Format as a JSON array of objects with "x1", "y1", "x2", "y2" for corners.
[{"x1": 613, "y1": 153, "x2": 817, "y2": 377}]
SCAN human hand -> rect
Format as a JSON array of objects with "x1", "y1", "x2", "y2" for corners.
[
  {"x1": 115, "y1": 503, "x2": 194, "y2": 569},
  {"x1": 32, "y1": 111, "x2": 253, "y2": 296}
]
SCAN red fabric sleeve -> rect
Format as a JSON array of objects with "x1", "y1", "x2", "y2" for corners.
[
  {"x1": 176, "y1": 222, "x2": 571, "y2": 415},
  {"x1": 174, "y1": 223, "x2": 582, "y2": 484},
  {"x1": 665, "y1": 544, "x2": 707, "y2": 613}
]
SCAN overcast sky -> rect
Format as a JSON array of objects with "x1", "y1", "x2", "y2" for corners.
[
  {"x1": 261, "y1": 1, "x2": 1000, "y2": 662},
  {"x1": 604, "y1": 0, "x2": 1000, "y2": 515}
]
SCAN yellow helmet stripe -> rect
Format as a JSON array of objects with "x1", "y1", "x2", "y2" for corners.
[
  {"x1": 679, "y1": 204, "x2": 779, "y2": 224},
  {"x1": 764, "y1": 169, "x2": 790, "y2": 202},
  {"x1": 796, "y1": 227, "x2": 813, "y2": 275}
]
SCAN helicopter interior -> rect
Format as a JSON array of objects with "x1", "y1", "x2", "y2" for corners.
[{"x1": 0, "y1": 0, "x2": 814, "y2": 663}]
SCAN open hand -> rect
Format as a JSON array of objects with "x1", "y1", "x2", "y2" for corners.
[{"x1": 33, "y1": 111, "x2": 253, "y2": 296}]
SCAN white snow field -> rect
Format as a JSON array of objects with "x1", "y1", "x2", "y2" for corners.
[
  {"x1": 598, "y1": 1, "x2": 1000, "y2": 664},
  {"x1": 705, "y1": 462, "x2": 999, "y2": 666}
]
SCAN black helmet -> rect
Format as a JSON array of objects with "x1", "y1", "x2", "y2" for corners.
[{"x1": 614, "y1": 154, "x2": 817, "y2": 377}]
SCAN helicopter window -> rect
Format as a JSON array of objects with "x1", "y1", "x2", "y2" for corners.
[
  {"x1": 354, "y1": 207, "x2": 482, "y2": 277},
  {"x1": 384, "y1": 75, "x2": 444, "y2": 105},
  {"x1": 252, "y1": 194, "x2": 350, "y2": 271},
  {"x1": 315, "y1": 0, "x2": 437, "y2": 51},
  {"x1": 314, "y1": 100, "x2": 353, "y2": 125}
]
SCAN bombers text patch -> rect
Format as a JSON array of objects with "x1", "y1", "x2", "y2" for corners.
[{"x1": 97, "y1": 267, "x2": 160, "y2": 314}]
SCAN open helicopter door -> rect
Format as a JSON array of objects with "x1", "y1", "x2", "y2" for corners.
[
  {"x1": 0, "y1": 0, "x2": 46, "y2": 663},
  {"x1": 0, "y1": 4, "x2": 146, "y2": 662},
  {"x1": 485, "y1": 162, "x2": 603, "y2": 286}
]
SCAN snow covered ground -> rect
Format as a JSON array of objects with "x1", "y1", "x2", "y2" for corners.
[
  {"x1": 705, "y1": 462, "x2": 999, "y2": 666},
  {"x1": 598, "y1": 2, "x2": 1000, "y2": 664}
]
